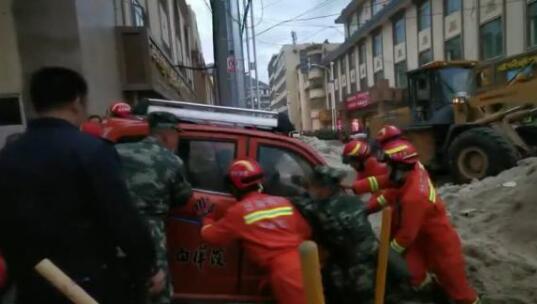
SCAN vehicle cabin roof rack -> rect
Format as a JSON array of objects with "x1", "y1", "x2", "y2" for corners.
[{"x1": 143, "y1": 98, "x2": 279, "y2": 130}]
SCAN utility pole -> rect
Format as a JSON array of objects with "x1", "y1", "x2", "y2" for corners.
[
  {"x1": 250, "y1": 0, "x2": 260, "y2": 109},
  {"x1": 243, "y1": 0, "x2": 254, "y2": 109},
  {"x1": 211, "y1": 0, "x2": 246, "y2": 107}
]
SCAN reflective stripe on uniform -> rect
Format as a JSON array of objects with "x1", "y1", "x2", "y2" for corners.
[
  {"x1": 385, "y1": 144, "x2": 408, "y2": 155},
  {"x1": 349, "y1": 142, "x2": 362, "y2": 156},
  {"x1": 377, "y1": 195, "x2": 388, "y2": 207},
  {"x1": 244, "y1": 206, "x2": 293, "y2": 225},
  {"x1": 428, "y1": 179, "x2": 437, "y2": 203},
  {"x1": 201, "y1": 224, "x2": 213, "y2": 232},
  {"x1": 367, "y1": 176, "x2": 379, "y2": 192},
  {"x1": 390, "y1": 239, "x2": 406, "y2": 254},
  {"x1": 414, "y1": 273, "x2": 433, "y2": 291}
]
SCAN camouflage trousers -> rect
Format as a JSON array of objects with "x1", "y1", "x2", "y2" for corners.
[
  {"x1": 146, "y1": 217, "x2": 173, "y2": 304},
  {"x1": 323, "y1": 260, "x2": 376, "y2": 304},
  {"x1": 323, "y1": 258, "x2": 413, "y2": 304}
]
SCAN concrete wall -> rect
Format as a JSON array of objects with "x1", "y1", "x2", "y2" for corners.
[
  {"x1": 0, "y1": 0, "x2": 22, "y2": 95},
  {"x1": 382, "y1": 22, "x2": 395, "y2": 87},
  {"x1": 406, "y1": 3, "x2": 419, "y2": 70},
  {"x1": 75, "y1": 0, "x2": 124, "y2": 115},
  {"x1": 506, "y1": 0, "x2": 525, "y2": 56},
  {"x1": 463, "y1": 0, "x2": 479, "y2": 60},
  {"x1": 432, "y1": 0, "x2": 444, "y2": 61},
  {"x1": 12, "y1": 0, "x2": 84, "y2": 117}
]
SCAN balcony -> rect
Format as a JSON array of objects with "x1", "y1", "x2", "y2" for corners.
[
  {"x1": 309, "y1": 88, "x2": 326, "y2": 100},
  {"x1": 308, "y1": 67, "x2": 323, "y2": 81}
]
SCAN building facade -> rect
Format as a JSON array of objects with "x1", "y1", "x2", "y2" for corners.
[
  {"x1": 327, "y1": 0, "x2": 537, "y2": 122},
  {"x1": 244, "y1": 75, "x2": 270, "y2": 110},
  {"x1": 268, "y1": 44, "x2": 311, "y2": 130},
  {"x1": 0, "y1": 0, "x2": 212, "y2": 145},
  {"x1": 296, "y1": 43, "x2": 340, "y2": 131}
]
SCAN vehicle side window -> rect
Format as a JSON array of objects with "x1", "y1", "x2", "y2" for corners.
[
  {"x1": 178, "y1": 139, "x2": 236, "y2": 193},
  {"x1": 257, "y1": 145, "x2": 313, "y2": 197}
]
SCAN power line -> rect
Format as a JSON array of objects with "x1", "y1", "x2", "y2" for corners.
[{"x1": 256, "y1": 0, "x2": 344, "y2": 36}]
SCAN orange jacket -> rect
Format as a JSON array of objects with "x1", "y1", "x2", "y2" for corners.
[
  {"x1": 387, "y1": 165, "x2": 456, "y2": 255},
  {"x1": 357, "y1": 156, "x2": 389, "y2": 180},
  {"x1": 201, "y1": 192, "x2": 310, "y2": 268}
]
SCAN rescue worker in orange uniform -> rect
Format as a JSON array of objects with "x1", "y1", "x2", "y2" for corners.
[
  {"x1": 342, "y1": 139, "x2": 388, "y2": 180},
  {"x1": 354, "y1": 140, "x2": 480, "y2": 304},
  {"x1": 376, "y1": 124, "x2": 403, "y2": 145},
  {"x1": 200, "y1": 159, "x2": 308, "y2": 304}
]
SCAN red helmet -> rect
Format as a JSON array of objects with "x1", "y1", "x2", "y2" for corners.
[
  {"x1": 376, "y1": 125, "x2": 402, "y2": 144},
  {"x1": 109, "y1": 102, "x2": 132, "y2": 118},
  {"x1": 227, "y1": 159, "x2": 264, "y2": 190},
  {"x1": 80, "y1": 121, "x2": 103, "y2": 138},
  {"x1": 342, "y1": 140, "x2": 370, "y2": 164},
  {"x1": 382, "y1": 139, "x2": 419, "y2": 164}
]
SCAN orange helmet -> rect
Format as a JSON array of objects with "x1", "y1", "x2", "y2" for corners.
[
  {"x1": 109, "y1": 102, "x2": 132, "y2": 118},
  {"x1": 376, "y1": 125, "x2": 402, "y2": 144},
  {"x1": 342, "y1": 140, "x2": 370, "y2": 164},
  {"x1": 227, "y1": 159, "x2": 264, "y2": 190},
  {"x1": 382, "y1": 139, "x2": 419, "y2": 165}
]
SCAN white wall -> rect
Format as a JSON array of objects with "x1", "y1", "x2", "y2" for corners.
[
  {"x1": 0, "y1": 0, "x2": 22, "y2": 95},
  {"x1": 366, "y1": 36, "x2": 374, "y2": 87},
  {"x1": 463, "y1": 0, "x2": 479, "y2": 60},
  {"x1": 506, "y1": 0, "x2": 525, "y2": 56},
  {"x1": 406, "y1": 4, "x2": 419, "y2": 70},
  {"x1": 382, "y1": 22, "x2": 395, "y2": 86},
  {"x1": 432, "y1": 0, "x2": 444, "y2": 61}
]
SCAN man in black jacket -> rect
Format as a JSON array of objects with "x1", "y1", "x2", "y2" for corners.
[{"x1": 0, "y1": 67, "x2": 155, "y2": 304}]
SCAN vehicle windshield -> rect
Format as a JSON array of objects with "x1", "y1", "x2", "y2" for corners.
[{"x1": 437, "y1": 67, "x2": 474, "y2": 102}]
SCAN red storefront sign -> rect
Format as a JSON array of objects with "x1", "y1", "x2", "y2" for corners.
[{"x1": 345, "y1": 92, "x2": 371, "y2": 111}]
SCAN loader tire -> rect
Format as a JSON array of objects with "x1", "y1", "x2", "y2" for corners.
[{"x1": 448, "y1": 127, "x2": 519, "y2": 184}]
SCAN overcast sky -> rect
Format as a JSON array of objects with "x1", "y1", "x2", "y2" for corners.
[{"x1": 186, "y1": 0, "x2": 348, "y2": 83}]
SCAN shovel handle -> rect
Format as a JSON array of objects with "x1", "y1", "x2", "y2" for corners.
[{"x1": 35, "y1": 259, "x2": 99, "y2": 304}]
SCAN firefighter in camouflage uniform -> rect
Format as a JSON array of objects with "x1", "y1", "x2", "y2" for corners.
[
  {"x1": 292, "y1": 166, "x2": 409, "y2": 304},
  {"x1": 117, "y1": 112, "x2": 193, "y2": 304}
]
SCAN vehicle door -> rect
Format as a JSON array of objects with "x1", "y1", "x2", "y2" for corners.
[
  {"x1": 236, "y1": 137, "x2": 319, "y2": 294},
  {"x1": 167, "y1": 130, "x2": 246, "y2": 299}
]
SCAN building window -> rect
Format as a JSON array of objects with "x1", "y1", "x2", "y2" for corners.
[
  {"x1": 418, "y1": 0, "x2": 431, "y2": 31},
  {"x1": 419, "y1": 49, "x2": 433, "y2": 66},
  {"x1": 528, "y1": 1, "x2": 537, "y2": 48},
  {"x1": 373, "y1": 0, "x2": 384, "y2": 15},
  {"x1": 393, "y1": 15, "x2": 406, "y2": 45},
  {"x1": 360, "y1": 78, "x2": 368, "y2": 91},
  {"x1": 159, "y1": 0, "x2": 172, "y2": 51},
  {"x1": 394, "y1": 62, "x2": 408, "y2": 88},
  {"x1": 445, "y1": 35, "x2": 463, "y2": 60},
  {"x1": 444, "y1": 0, "x2": 461, "y2": 16},
  {"x1": 480, "y1": 18, "x2": 503, "y2": 60},
  {"x1": 349, "y1": 49, "x2": 356, "y2": 72},
  {"x1": 373, "y1": 32, "x2": 383, "y2": 58},
  {"x1": 374, "y1": 71, "x2": 384, "y2": 83},
  {"x1": 349, "y1": 14, "x2": 359, "y2": 36},
  {"x1": 359, "y1": 42, "x2": 367, "y2": 64},
  {"x1": 132, "y1": 0, "x2": 146, "y2": 26}
]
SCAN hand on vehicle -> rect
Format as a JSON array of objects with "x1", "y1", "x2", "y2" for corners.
[
  {"x1": 148, "y1": 269, "x2": 166, "y2": 295},
  {"x1": 194, "y1": 197, "x2": 215, "y2": 217}
]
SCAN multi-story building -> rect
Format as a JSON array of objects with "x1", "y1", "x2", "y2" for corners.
[
  {"x1": 244, "y1": 75, "x2": 271, "y2": 110},
  {"x1": 268, "y1": 44, "x2": 312, "y2": 130},
  {"x1": 0, "y1": 0, "x2": 213, "y2": 145},
  {"x1": 326, "y1": 0, "x2": 537, "y2": 129},
  {"x1": 296, "y1": 42, "x2": 340, "y2": 132}
]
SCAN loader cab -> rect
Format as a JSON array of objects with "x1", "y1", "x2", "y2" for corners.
[{"x1": 408, "y1": 63, "x2": 475, "y2": 126}]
